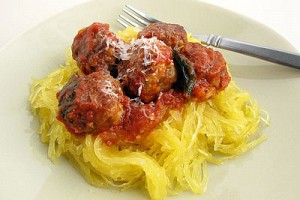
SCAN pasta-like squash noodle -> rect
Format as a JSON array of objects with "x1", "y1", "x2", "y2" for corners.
[{"x1": 29, "y1": 27, "x2": 269, "y2": 200}]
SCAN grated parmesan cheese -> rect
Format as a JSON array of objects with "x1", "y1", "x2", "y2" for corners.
[
  {"x1": 99, "y1": 79, "x2": 119, "y2": 98},
  {"x1": 113, "y1": 36, "x2": 168, "y2": 66},
  {"x1": 131, "y1": 37, "x2": 167, "y2": 66}
]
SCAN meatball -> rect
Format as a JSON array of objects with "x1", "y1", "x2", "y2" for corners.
[
  {"x1": 177, "y1": 42, "x2": 231, "y2": 101},
  {"x1": 118, "y1": 37, "x2": 177, "y2": 103},
  {"x1": 56, "y1": 71, "x2": 124, "y2": 135},
  {"x1": 137, "y1": 22, "x2": 188, "y2": 49},
  {"x1": 71, "y1": 22, "x2": 121, "y2": 74}
]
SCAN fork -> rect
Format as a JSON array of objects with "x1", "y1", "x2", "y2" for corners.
[{"x1": 117, "y1": 4, "x2": 300, "y2": 70}]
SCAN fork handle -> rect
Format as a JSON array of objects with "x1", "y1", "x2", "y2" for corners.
[{"x1": 196, "y1": 34, "x2": 300, "y2": 69}]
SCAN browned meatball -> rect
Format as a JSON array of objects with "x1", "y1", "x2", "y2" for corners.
[
  {"x1": 137, "y1": 22, "x2": 188, "y2": 49},
  {"x1": 71, "y1": 22, "x2": 121, "y2": 74},
  {"x1": 56, "y1": 71, "x2": 124, "y2": 135},
  {"x1": 118, "y1": 37, "x2": 177, "y2": 103},
  {"x1": 177, "y1": 42, "x2": 231, "y2": 101}
]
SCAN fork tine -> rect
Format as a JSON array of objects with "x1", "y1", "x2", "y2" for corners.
[
  {"x1": 122, "y1": 8, "x2": 150, "y2": 26},
  {"x1": 117, "y1": 19, "x2": 129, "y2": 28},
  {"x1": 119, "y1": 14, "x2": 144, "y2": 29},
  {"x1": 117, "y1": 4, "x2": 161, "y2": 29},
  {"x1": 125, "y1": 4, "x2": 160, "y2": 23}
]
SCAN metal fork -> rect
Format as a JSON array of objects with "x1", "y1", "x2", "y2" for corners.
[{"x1": 118, "y1": 4, "x2": 300, "y2": 70}]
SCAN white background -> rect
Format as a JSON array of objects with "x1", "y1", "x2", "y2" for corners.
[{"x1": 1, "y1": 0, "x2": 300, "y2": 52}]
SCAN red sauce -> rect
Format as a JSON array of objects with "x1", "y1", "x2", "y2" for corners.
[
  {"x1": 96, "y1": 90, "x2": 186, "y2": 146},
  {"x1": 178, "y1": 42, "x2": 231, "y2": 101},
  {"x1": 117, "y1": 37, "x2": 177, "y2": 103},
  {"x1": 56, "y1": 71, "x2": 124, "y2": 136},
  {"x1": 137, "y1": 22, "x2": 188, "y2": 48},
  {"x1": 57, "y1": 22, "x2": 231, "y2": 146},
  {"x1": 71, "y1": 22, "x2": 120, "y2": 74}
]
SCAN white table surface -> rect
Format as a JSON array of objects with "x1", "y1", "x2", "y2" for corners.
[{"x1": 1, "y1": 0, "x2": 300, "y2": 53}]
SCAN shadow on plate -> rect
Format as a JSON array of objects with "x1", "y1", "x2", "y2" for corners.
[{"x1": 229, "y1": 63, "x2": 299, "y2": 80}]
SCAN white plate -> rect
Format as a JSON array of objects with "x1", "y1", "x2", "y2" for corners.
[{"x1": 0, "y1": 0, "x2": 299, "y2": 199}]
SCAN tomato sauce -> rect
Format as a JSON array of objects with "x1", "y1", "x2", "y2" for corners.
[
  {"x1": 97, "y1": 90, "x2": 186, "y2": 146},
  {"x1": 57, "y1": 21, "x2": 231, "y2": 146}
]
